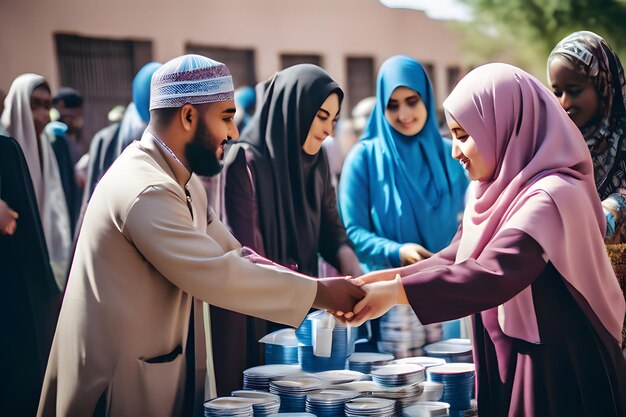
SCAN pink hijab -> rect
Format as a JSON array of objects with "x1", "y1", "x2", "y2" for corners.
[{"x1": 443, "y1": 63, "x2": 624, "y2": 345}]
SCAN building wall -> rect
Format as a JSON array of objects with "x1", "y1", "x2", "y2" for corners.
[{"x1": 1, "y1": 0, "x2": 466, "y2": 108}]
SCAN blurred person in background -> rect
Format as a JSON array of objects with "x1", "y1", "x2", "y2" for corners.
[
  {"x1": 233, "y1": 85, "x2": 256, "y2": 133},
  {"x1": 51, "y1": 87, "x2": 85, "y2": 165},
  {"x1": 1, "y1": 80, "x2": 65, "y2": 416},
  {"x1": 107, "y1": 104, "x2": 126, "y2": 124},
  {"x1": 1, "y1": 74, "x2": 72, "y2": 291},
  {"x1": 1, "y1": 134, "x2": 61, "y2": 417},
  {"x1": 351, "y1": 95, "x2": 376, "y2": 139},
  {"x1": 0, "y1": 89, "x2": 8, "y2": 136},
  {"x1": 83, "y1": 62, "x2": 161, "y2": 203},
  {"x1": 548, "y1": 30, "x2": 626, "y2": 352},
  {"x1": 46, "y1": 87, "x2": 85, "y2": 233}
]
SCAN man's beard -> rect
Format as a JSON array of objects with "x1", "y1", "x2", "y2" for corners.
[{"x1": 185, "y1": 119, "x2": 223, "y2": 177}]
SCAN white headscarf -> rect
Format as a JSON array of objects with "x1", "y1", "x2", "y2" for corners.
[{"x1": 1, "y1": 73, "x2": 71, "y2": 290}]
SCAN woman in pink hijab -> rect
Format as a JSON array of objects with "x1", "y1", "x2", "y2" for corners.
[{"x1": 348, "y1": 63, "x2": 626, "y2": 416}]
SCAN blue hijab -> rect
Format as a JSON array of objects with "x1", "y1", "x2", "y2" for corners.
[{"x1": 361, "y1": 55, "x2": 467, "y2": 252}]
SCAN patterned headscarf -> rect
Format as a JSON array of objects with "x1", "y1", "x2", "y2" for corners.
[
  {"x1": 150, "y1": 54, "x2": 234, "y2": 110},
  {"x1": 548, "y1": 31, "x2": 626, "y2": 198}
]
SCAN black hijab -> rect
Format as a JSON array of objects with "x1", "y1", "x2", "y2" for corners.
[
  {"x1": 235, "y1": 64, "x2": 344, "y2": 275},
  {"x1": 0, "y1": 135, "x2": 60, "y2": 414}
]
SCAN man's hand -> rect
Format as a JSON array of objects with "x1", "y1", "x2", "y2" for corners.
[
  {"x1": 349, "y1": 274, "x2": 408, "y2": 327},
  {"x1": 0, "y1": 199, "x2": 18, "y2": 236},
  {"x1": 399, "y1": 243, "x2": 433, "y2": 266},
  {"x1": 313, "y1": 277, "x2": 366, "y2": 320}
]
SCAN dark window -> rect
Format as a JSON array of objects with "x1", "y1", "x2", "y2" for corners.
[
  {"x1": 423, "y1": 62, "x2": 436, "y2": 97},
  {"x1": 447, "y1": 66, "x2": 462, "y2": 94},
  {"x1": 55, "y1": 33, "x2": 152, "y2": 142},
  {"x1": 346, "y1": 57, "x2": 375, "y2": 113},
  {"x1": 185, "y1": 45, "x2": 256, "y2": 88},
  {"x1": 280, "y1": 54, "x2": 322, "y2": 69}
]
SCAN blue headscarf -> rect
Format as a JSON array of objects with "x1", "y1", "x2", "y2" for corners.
[
  {"x1": 361, "y1": 55, "x2": 467, "y2": 252},
  {"x1": 132, "y1": 62, "x2": 161, "y2": 124}
]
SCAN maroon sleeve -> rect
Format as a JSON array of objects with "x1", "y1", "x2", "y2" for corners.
[
  {"x1": 223, "y1": 147, "x2": 266, "y2": 256},
  {"x1": 403, "y1": 228, "x2": 547, "y2": 324}
]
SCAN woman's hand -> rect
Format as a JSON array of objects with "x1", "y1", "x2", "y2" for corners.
[
  {"x1": 399, "y1": 243, "x2": 433, "y2": 266},
  {"x1": 348, "y1": 274, "x2": 408, "y2": 326},
  {"x1": 0, "y1": 199, "x2": 18, "y2": 236},
  {"x1": 350, "y1": 268, "x2": 401, "y2": 286}
]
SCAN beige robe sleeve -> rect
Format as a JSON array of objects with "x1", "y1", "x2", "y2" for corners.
[
  {"x1": 122, "y1": 183, "x2": 317, "y2": 328},
  {"x1": 206, "y1": 206, "x2": 242, "y2": 252}
]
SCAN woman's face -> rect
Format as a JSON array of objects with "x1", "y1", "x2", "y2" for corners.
[
  {"x1": 448, "y1": 116, "x2": 494, "y2": 181},
  {"x1": 302, "y1": 92, "x2": 340, "y2": 155},
  {"x1": 548, "y1": 57, "x2": 601, "y2": 128},
  {"x1": 31, "y1": 85, "x2": 51, "y2": 137},
  {"x1": 384, "y1": 86, "x2": 428, "y2": 136}
]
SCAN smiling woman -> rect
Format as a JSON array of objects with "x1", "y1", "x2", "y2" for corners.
[
  {"x1": 338, "y1": 55, "x2": 468, "y2": 272},
  {"x1": 215, "y1": 64, "x2": 363, "y2": 396}
]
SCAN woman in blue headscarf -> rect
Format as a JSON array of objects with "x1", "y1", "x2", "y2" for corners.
[{"x1": 339, "y1": 55, "x2": 468, "y2": 273}]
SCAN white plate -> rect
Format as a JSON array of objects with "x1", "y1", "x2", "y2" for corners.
[
  {"x1": 426, "y1": 363, "x2": 475, "y2": 375},
  {"x1": 347, "y1": 352, "x2": 394, "y2": 363},
  {"x1": 243, "y1": 364, "x2": 301, "y2": 377},
  {"x1": 391, "y1": 357, "x2": 446, "y2": 368},
  {"x1": 371, "y1": 364, "x2": 424, "y2": 376},
  {"x1": 345, "y1": 397, "x2": 395, "y2": 410},
  {"x1": 204, "y1": 397, "x2": 255, "y2": 409},
  {"x1": 231, "y1": 390, "x2": 280, "y2": 403},
  {"x1": 402, "y1": 401, "x2": 450, "y2": 417},
  {"x1": 314, "y1": 370, "x2": 365, "y2": 383},
  {"x1": 307, "y1": 390, "x2": 359, "y2": 401}
]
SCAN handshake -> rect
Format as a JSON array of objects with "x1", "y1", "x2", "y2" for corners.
[{"x1": 312, "y1": 269, "x2": 409, "y2": 327}]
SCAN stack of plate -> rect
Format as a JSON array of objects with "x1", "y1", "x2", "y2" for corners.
[
  {"x1": 344, "y1": 398, "x2": 396, "y2": 417},
  {"x1": 270, "y1": 376, "x2": 325, "y2": 413},
  {"x1": 231, "y1": 391, "x2": 281, "y2": 417},
  {"x1": 296, "y1": 318, "x2": 314, "y2": 346},
  {"x1": 422, "y1": 339, "x2": 472, "y2": 364},
  {"x1": 305, "y1": 390, "x2": 359, "y2": 417},
  {"x1": 423, "y1": 323, "x2": 443, "y2": 344},
  {"x1": 313, "y1": 370, "x2": 366, "y2": 385},
  {"x1": 391, "y1": 356, "x2": 446, "y2": 370},
  {"x1": 427, "y1": 364, "x2": 475, "y2": 412},
  {"x1": 402, "y1": 401, "x2": 450, "y2": 417},
  {"x1": 377, "y1": 306, "x2": 426, "y2": 358},
  {"x1": 261, "y1": 329, "x2": 300, "y2": 365},
  {"x1": 265, "y1": 344, "x2": 299, "y2": 365},
  {"x1": 267, "y1": 414, "x2": 316, "y2": 417},
  {"x1": 243, "y1": 365, "x2": 302, "y2": 391},
  {"x1": 370, "y1": 364, "x2": 425, "y2": 387},
  {"x1": 203, "y1": 397, "x2": 254, "y2": 417},
  {"x1": 416, "y1": 382, "x2": 445, "y2": 402},
  {"x1": 347, "y1": 353, "x2": 394, "y2": 374},
  {"x1": 374, "y1": 383, "x2": 425, "y2": 411},
  {"x1": 298, "y1": 327, "x2": 348, "y2": 372},
  {"x1": 331, "y1": 380, "x2": 424, "y2": 412}
]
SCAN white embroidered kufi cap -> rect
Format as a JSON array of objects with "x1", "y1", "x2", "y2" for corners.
[{"x1": 150, "y1": 54, "x2": 234, "y2": 110}]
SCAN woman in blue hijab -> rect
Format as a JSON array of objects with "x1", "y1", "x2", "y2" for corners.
[{"x1": 339, "y1": 55, "x2": 468, "y2": 272}]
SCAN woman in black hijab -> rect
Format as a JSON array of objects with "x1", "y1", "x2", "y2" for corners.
[
  {"x1": 212, "y1": 64, "x2": 362, "y2": 395},
  {"x1": 0, "y1": 134, "x2": 61, "y2": 416}
]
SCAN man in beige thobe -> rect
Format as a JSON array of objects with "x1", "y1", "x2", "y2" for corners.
[{"x1": 38, "y1": 55, "x2": 363, "y2": 417}]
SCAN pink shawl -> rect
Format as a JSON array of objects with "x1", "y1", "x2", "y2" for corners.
[{"x1": 443, "y1": 63, "x2": 624, "y2": 345}]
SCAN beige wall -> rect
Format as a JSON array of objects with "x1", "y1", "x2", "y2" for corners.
[{"x1": 1, "y1": 0, "x2": 465, "y2": 108}]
